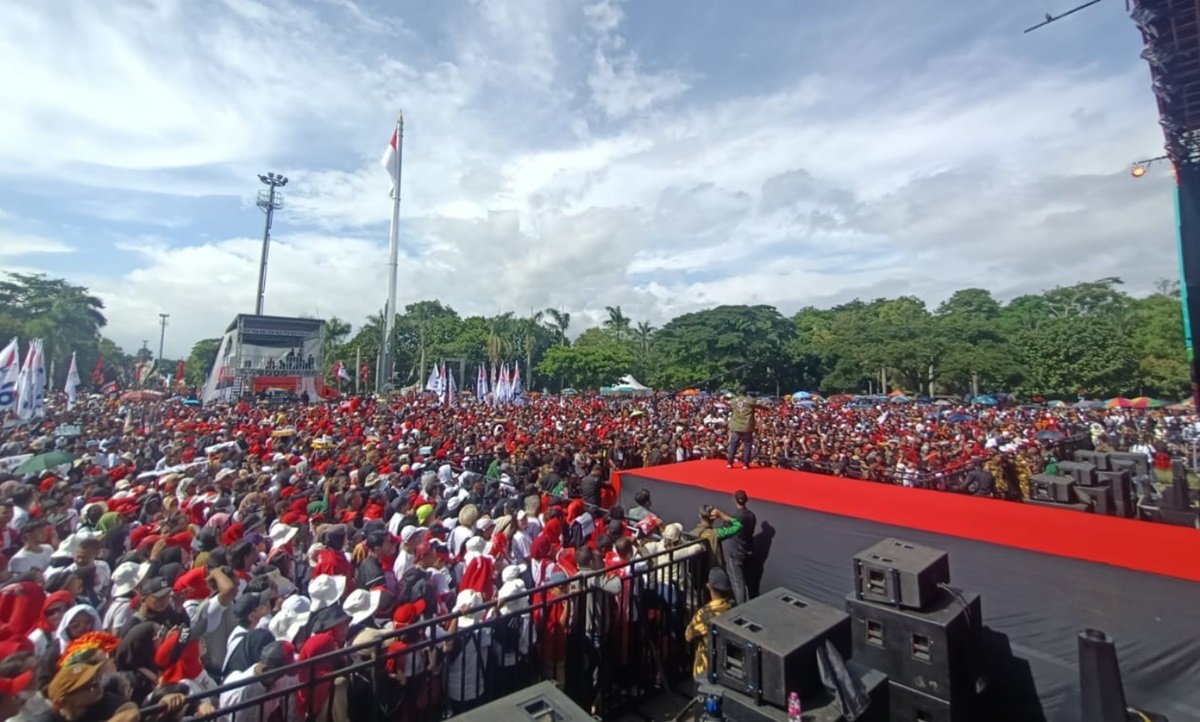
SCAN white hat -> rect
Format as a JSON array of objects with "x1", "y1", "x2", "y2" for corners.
[
  {"x1": 111, "y1": 561, "x2": 151, "y2": 597},
  {"x1": 269, "y1": 522, "x2": 298, "y2": 548},
  {"x1": 501, "y1": 563, "x2": 526, "y2": 583},
  {"x1": 309, "y1": 574, "x2": 346, "y2": 611},
  {"x1": 476, "y1": 516, "x2": 495, "y2": 531},
  {"x1": 400, "y1": 525, "x2": 426, "y2": 544},
  {"x1": 662, "y1": 523, "x2": 684, "y2": 543},
  {"x1": 498, "y1": 579, "x2": 528, "y2": 612},
  {"x1": 454, "y1": 589, "x2": 485, "y2": 627},
  {"x1": 306, "y1": 543, "x2": 326, "y2": 568},
  {"x1": 363, "y1": 472, "x2": 380, "y2": 487},
  {"x1": 269, "y1": 595, "x2": 311, "y2": 643},
  {"x1": 342, "y1": 588, "x2": 382, "y2": 626},
  {"x1": 114, "y1": 479, "x2": 132, "y2": 491},
  {"x1": 465, "y1": 536, "x2": 486, "y2": 555},
  {"x1": 80, "y1": 501, "x2": 108, "y2": 519},
  {"x1": 214, "y1": 468, "x2": 236, "y2": 483}
]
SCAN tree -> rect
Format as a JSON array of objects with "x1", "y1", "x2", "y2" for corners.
[
  {"x1": 649, "y1": 305, "x2": 795, "y2": 392},
  {"x1": 543, "y1": 308, "x2": 571, "y2": 346},
  {"x1": 1014, "y1": 315, "x2": 1139, "y2": 398},
  {"x1": 633, "y1": 320, "x2": 655, "y2": 378},
  {"x1": 603, "y1": 305, "x2": 632, "y2": 341},
  {"x1": 537, "y1": 343, "x2": 635, "y2": 390},
  {"x1": 1129, "y1": 291, "x2": 1190, "y2": 398},
  {"x1": 0, "y1": 273, "x2": 108, "y2": 382},
  {"x1": 184, "y1": 338, "x2": 222, "y2": 387}
]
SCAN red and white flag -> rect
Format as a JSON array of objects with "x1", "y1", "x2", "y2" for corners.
[
  {"x1": 380, "y1": 129, "x2": 399, "y2": 192},
  {"x1": 333, "y1": 361, "x2": 350, "y2": 381}
]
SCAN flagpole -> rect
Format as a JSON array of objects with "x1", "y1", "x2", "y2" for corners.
[
  {"x1": 355, "y1": 347, "x2": 361, "y2": 395},
  {"x1": 380, "y1": 112, "x2": 404, "y2": 395}
]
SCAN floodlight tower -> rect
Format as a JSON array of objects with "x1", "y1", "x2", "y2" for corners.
[{"x1": 255, "y1": 172, "x2": 288, "y2": 315}]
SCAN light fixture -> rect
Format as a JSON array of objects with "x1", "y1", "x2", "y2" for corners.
[{"x1": 1130, "y1": 155, "x2": 1169, "y2": 178}]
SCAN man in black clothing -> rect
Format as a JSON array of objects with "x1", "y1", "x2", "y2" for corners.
[
  {"x1": 356, "y1": 531, "x2": 392, "y2": 590},
  {"x1": 578, "y1": 462, "x2": 607, "y2": 509},
  {"x1": 723, "y1": 489, "x2": 756, "y2": 604},
  {"x1": 964, "y1": 463, "x2": 995, "y2": 497}
]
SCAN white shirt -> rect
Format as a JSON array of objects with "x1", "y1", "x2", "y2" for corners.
[
  {"x1": 393, "y1": 549, "x2": 414, "y2": 578},
  {"x1": 8, "y1": 545, "x2": 54, "y2": 574},
  {"x1": 510, "y1": 530, "x2": 532, "y2": 565}
]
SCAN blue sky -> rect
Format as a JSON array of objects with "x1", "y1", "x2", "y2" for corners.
[{"x1": 0, "y1": 0, "x2": 1177, "y2": 357}]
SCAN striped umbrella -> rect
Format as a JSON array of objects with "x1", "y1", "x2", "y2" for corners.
[
  {"x1": 1129, "y1": 397, "x2": 1164, "y2": 409},
  {"x1": 1105, "y1": 397, "x2": 1133, "y2": 409}
]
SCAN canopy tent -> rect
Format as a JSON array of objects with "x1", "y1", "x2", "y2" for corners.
[{"x1": 600, "y1": 374, "x2": 653, "y2": 397}]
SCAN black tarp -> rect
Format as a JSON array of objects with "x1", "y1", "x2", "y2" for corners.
[{"x1": 623, "y1": 472, "x2": 1200, "y2": 721}]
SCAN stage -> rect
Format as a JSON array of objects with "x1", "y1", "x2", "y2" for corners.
[{"x1": 615, "y1": 461, "x2": 1200, "y2": 720}]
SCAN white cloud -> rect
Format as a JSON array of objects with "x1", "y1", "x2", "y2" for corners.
[
  {"x1": 0, "y1": 232, "x2": 73, "y2": 257},
  {"x1": 0, "y1": 0, "x2": 1179, "y2": 357}
]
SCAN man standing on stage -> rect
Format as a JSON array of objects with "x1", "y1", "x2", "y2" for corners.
[{"x1": 726, "y1": 385, "x2": 769, "y2": 469}]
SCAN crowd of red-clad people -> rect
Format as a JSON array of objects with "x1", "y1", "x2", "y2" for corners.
[{"x1": 0, "y1": 391, "x2": 1189, "y2": 722}]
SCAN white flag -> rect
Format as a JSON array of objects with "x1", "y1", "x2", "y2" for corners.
[
  {"x1": 15, "y1": 341, "x2": 36, "y2": 421},
  {"x1": 380, "y1": 128, "x2": 399, "y2": 192},
  {"x1": 32, "y1": 340, "x2": 46, "y2": 418},
  {"x1": 0, "y1": 339, "x2": 19, "y2": 413},
  {"x1": 65, "y1": 352, "x2": 81, "y2": 410},
  {"x1": 445, "y1": 364, "x2": 457, "y2": 405}
]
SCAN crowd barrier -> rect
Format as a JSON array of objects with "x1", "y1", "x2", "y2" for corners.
[{"x1": 141, "y1": 539, "x2": 710, "y2": 722}]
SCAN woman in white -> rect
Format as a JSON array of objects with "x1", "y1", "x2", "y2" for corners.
[{"x1": 439, "y1": 589, "x2": 492, "y2": 714}]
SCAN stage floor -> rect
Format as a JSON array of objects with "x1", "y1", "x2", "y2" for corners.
[
  {"x1": 615, "y1": 460, "x2": 1200, "y2": 581},
  {"x1": 616, "y1": 461, "x2": 1200, "y2": 721}
]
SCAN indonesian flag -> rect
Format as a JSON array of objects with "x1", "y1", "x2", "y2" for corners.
[
  {"x1": 380, "y1": 129, "x2": 399, "y2": 193},
  {"x1": 91, "y1": 355, "x2": 104, "y2": 385},
  {"x1": 360, "y1": 363, "x2": 370, "y2": 383},
  {"x1": 176, "y1": 359, "x2": 185, "y2": 383},
  {"x1": 65, "y1": 352, "x2": 81, "y2": 409}
]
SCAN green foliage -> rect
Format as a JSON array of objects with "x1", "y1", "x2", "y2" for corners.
[
  {"x1": 648, "y1": 305, "x2": 794, "y2": 392},
  {"x1": 537, "y1": 342, "x2": 634, "y2": 390},
  {"x1": 184, "y1": 338, "x2": 222, "y2": 387}
]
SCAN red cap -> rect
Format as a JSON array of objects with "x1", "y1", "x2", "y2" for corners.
[
  {"x1": 173, "y1": 568, "x2": 210, "y2": 601},
  {"x1": 165, "y1": 531, "x2": 193, "y2": 549}
]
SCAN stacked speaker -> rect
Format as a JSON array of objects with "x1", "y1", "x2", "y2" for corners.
[
  {"x1": 1027, "y1": 451, "x2": 1138, "y2": 518},
  {"x1": 848, "y1": 538, "x2": 985, "y2": 722},
  {"x1": 449, "y1": 682, "x2": 591, "y2": 722},
  {"x1": 707, "y1": 587, "x2": 889, "y2": 721},
  {"x1": 1140, "y1": 459, "x2": 1200, "y2": 528}
]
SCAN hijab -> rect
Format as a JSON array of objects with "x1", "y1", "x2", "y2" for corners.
[
  {"x1": 115, "y1": 622, "x2": 159, "y2": 672},
  {"x1": 55, "y1": 604, "x2": 103, "y2": 649}
]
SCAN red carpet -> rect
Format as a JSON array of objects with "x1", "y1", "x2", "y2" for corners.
[{"x1": 615, "y1": 460, "x2": 1200, "y2": 582}]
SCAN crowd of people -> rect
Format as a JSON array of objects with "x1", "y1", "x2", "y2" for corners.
[{"x1": 0, "y1": 389, "x2": 1190, "y2": 722}]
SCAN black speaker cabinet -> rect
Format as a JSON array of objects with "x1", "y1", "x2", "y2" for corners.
[
  {"x1": 845, "y1": 589, "x2": 982, "y2": 704},
  {"x1": 1026, "y1": 498, "x2": 1092, "y2": 513},
  {"x1": 852, "y1": 538, "x2": 950, "y2": 611},
  {"x1": 1030, "y1": 474, "x2": 1076, "y2": 503},
  {"x1": 1057, "y1": 461, "x2": 1098, "y2": 487},
  {"x1": 1107, "y1": 452, "x2": 1149, "y2": 479},
  {"x1": 710, "y1": 587, "x2": 852, "y2": 705},
  {"x1": 888, "y1": 681, "x2": 976, "y2": 722},
  {"x1": 1097, "y1": 470, "x2": 1135, "y2": 518},
  {"x1": 717, "y1": 662, "x2": 889, "y2": 722},
  {"x1": 448, "y1": 682, "x2": 589, "y2": 722},
  {"x1": 1073, "y1": 450, "x2": 1109, "y2": 472},
  {"x1": 1074, "y1": 484, "x2": 1114, "y2": 516},
  {"x1": 1158, "y1": 507, "x2": 1200, "y2": 528}
]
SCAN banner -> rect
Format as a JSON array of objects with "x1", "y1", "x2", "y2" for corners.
[{"x1": 0, "y1": 338, "x2": 18, "y2": 413}]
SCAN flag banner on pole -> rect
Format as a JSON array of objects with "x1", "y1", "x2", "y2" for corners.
[
  {"x1": 380, "y1": 129, "x2": 399, "y2": 192},
  {"x1": 511, "y1": 364, "x2": 523, "y2": 401},
  {"x1": 446, "y1": 364, "x2": 457, "y2": 405},
  {"x1": 32, "y1": 340, "x2": 46, "y2": 417},
  {"x1": 0, "y1": 339, "x2": 19, "y2": 413},
  {"x1": 176, "y1": 360, "x2": 185, "y2": 383},
  {"x1": 65, "y1": 352, "x2": 81, "y2": 410},
  {"x1": 91, "y1": 355, "x2": 104, "y2": 385},
  {"x1": 360, "y1": 363, "x2": 370, "y2": 383},
  {"x1": 16, "y1": 341, "x2": 36, "y2": 420},
  {"x1": 425, "y1": 364, "x2": 441, "y2": 393}
]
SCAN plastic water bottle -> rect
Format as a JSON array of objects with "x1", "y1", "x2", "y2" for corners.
[{"x1": 787, "y1": 691, "x2": 802, "y2": 722}]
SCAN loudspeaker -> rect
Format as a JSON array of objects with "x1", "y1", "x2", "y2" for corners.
[
  {"x1": 1158, "y1": 507, "x2": 1200, "y2": 528},
  {"x1": 845, "y1": 589, "x2": 982, "y2": 704},
  {"x1": 710, "y1": 587, "x2": 852, "y2": 705},
  {"x1": 1072, "y1": 450, "x2": 1109, "y2": 472},
  {"x1": 1030, "y1": 474, "x2": 1076, "y2": 503},
  {"x1": 717, "y1": 662, "x2": 889, "y2": 722},
  {"x1": 853, "y1": 538, "x2": 950, "y2": 611},
  {"x1": 1057, "y1": 461, "x2": 1098, "y2": 487},
  {"x1": 448, "y1": 682, "x2": 589, "y2": 722},
  {"x1": 888, "y1": 681, "x2": 975, "y2": 722},
  {"x1": 1107, "y1": 452, "x2": 1149, "y2": 478},
  {"x1": 1077, "y1": 630, "x2": 1126, "y2": 722},
  {"x1": 1161, "y1": 468, "x2": 1194, "y2": 511},
  {"x1": 1097, "y1": 470, "x2": 1135, "y2": 518},
  {"x1": 1026, "y1": 499, "x2": 1092, "y2": 513},
  {"x1": 1074, "y1": 484, "x2": 1114, "y2": 516}
]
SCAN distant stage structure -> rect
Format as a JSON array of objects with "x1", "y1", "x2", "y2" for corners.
[{"x1": 202, "y1": 314, "x2": 325, "y2": 403}]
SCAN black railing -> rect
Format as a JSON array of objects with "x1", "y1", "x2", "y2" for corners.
[{"x1": 140, "y1": 539, "x2": 709, "y2": 722}]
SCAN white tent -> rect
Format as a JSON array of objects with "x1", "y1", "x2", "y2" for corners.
[{"x1": 617, "y1": 374, "x2": 650, "y2": 391}]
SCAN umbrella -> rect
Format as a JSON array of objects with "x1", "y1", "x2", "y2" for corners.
[
  {"x1": 792, "y1": 391, "x2": 812, "y2": 400},
  {"x1": 1105, "y1": 397, "x2": 1132, "y2": 409},
  {"x1": 828, "y1": 394, "x2": 854, "y2": 403},
  {"x1": 120, "y1": 389, "x2": 163, "y2": 403},
  {"x1": 14, "y1": 450, "x2": 76, "y2": 475},
  {"x1": 889, "y1": 396, "x2": 911, "y2": 404},
  {"x1": 1073, "y1": 400, "x2": 1103, "y2": 409},
  {"x1": 933, "y1": 399, "x2": 953, "y2": 406},
  {"x1": 972, "y1": 395, "x2": 998, "y2": 406},
  {"x1": 796, "y1": 400, "x2": 815, "y2": 408},
  {"x1": 1036, "y1": 430, "x2": 1065, "y2": 441},
  {"x1": 945, "y1": 413, "x2": 974, "y2": 423},
  {"x1": 561, "y1": 388, "x2": 578, "y2": 397},
  {"x1": 182, "y1": 399, "x2": 201, "y2": 406},
  {"x1": 1047, "y1": 400, "x2": 1066, "y2": 408},
  {"x1": 887, "y1": 389, "x2": 909, "y2": 398},
  {"x1": 1129, "y1": 397, "x2": 1163, "y2": 409}
]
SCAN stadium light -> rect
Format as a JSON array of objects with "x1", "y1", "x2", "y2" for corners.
[{"x1": 1130, "y1": 155, "x2": 1169, "y2": 178}]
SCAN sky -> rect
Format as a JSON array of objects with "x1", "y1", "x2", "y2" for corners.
[{"x1": 0, "y1": 0, "x2": 1178, "y2": 358}]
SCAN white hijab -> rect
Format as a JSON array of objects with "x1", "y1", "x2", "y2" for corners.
[{"x1": 55, "y1": 604, "x2": 103, "y2": 650}]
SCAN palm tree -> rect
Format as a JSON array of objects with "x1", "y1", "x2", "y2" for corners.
[
  {"x1": 604, "y1": 305, "x2": 632, "y2": 341},
  {"x1": 633, "y1": 320, "x2": 655, "y2": 380},
  {"x1": 322, "y1": 316, "x2": 352, "y2": 361},
  {"x1": 543, "y1": 308, "x2": 571, "y2": 346}
]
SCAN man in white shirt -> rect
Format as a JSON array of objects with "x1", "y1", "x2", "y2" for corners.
[{"x1": 8, "y1": 519, "x2": 54, "y2": 574}]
